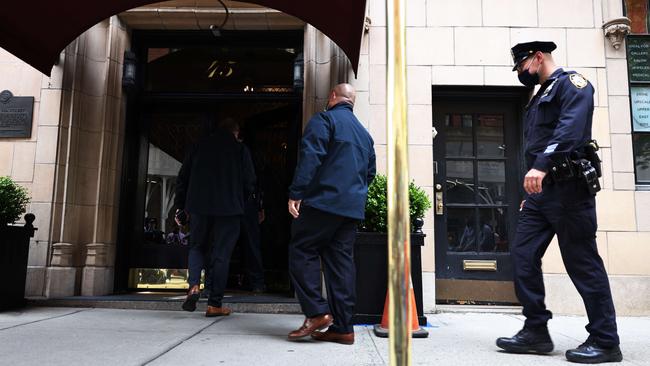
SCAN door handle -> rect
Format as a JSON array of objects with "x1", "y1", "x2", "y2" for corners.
[{"x1": 435, "y1": 183, "x2": 443, "y2": 215}]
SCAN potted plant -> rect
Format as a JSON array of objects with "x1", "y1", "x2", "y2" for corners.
[
  {"x1": 353, "y1": 174, "x2": 432, "y2": 325},
  {"x1": 0, "y1": 176, "x2": 35, "y2": 310}
]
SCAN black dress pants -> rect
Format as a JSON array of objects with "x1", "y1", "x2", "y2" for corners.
[
  {"x1": 188, "y1": 215, "x2": 214, "y2": 288},
  {"x1": 512, "y1": 180, "x2": 619, "y2": 347},
  {"x1": 191, "y1": 215, "x2": 240, "y2": 307},
  {"x1": 289, "y1": 205, "x2": 357, "y2": 334}
]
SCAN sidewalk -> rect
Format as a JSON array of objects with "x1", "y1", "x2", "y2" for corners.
[{"x1": 0, "y1": 307, "x2": 647, "y2": 366}]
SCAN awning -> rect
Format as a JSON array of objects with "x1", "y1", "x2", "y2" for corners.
[{"x1": 0, "y1": 0, "x2": 366, "y2": 77}]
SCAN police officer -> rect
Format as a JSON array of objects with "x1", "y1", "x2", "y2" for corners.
[
  {"x1": 495, "y1": 41, "x2": 622, "y2": 363},
  {"x1": 286, "y1": 83, "x2": 376, "y2": 345},
  {"x1": 175, "y1": 118, "x2": 256, "y2": 317}
]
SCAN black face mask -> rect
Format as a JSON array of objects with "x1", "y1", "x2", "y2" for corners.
[
  {"x1": 517, "y1": 58, "x2": 540, "y2": 87},
  {"x1": 518, "y1": 69, "x2": 539, "y2": 87}
]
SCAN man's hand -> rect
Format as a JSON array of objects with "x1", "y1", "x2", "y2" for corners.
[
  {"x1": 258, "y1": 209, "x2": 266, "y2": 224},
  {"x1": 288, "y1": 199, "x2": 302, "y2": 219},
  {"x1": 524, "y1": 169, "x2": 547, "y2": 194}
]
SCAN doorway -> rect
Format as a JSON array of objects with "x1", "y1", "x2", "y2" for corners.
[
  {"x1": 433, "y1": 87, "x2": 529, "y2": 305},
  {"x1": 114, "y1": 30, "x2": 303, "y2": 294}
]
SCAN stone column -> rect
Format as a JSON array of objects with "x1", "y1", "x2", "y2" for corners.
[
  {"x1": 81, "y1": 243, "x2": 114, "y2": 296},
  {"x1": 44, "y1": 15, "x2": 129, "y2": 297},
  {"x1": 45, "y1": 242, "x2": 77, "y2": 297},
  {"x1": 43, "y1": 40, "x2": 84, "y2": 298},
  {"x1": 302, "y1": 25, "x2": 350, "y2": 127},
  {"x1": 79, "y1": 15, "x2": 130, "y2": 296}
]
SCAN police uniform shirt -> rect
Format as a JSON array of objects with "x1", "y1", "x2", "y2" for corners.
[{"x1": 524, "y1": 68, "x2": 594, "y2": 172}]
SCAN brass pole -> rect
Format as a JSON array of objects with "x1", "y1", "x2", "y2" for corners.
[{"x1": 386, "y1": 0, "x2": 411, "y2": 365}]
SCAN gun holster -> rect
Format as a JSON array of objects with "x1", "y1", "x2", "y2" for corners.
[
  {"x1": 549, "y1": 154, "x2": 601, "y2": 195},
  {"x1": 586, "y1": 140, "x2": 602, "y2": 178},
  {"x1": 576, "y1": 158, "x2": 601, "y2": 195}
]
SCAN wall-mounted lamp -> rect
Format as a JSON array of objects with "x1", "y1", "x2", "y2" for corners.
[{"x1": 122, "y1": 51, "x2": 137, "y2": 93}]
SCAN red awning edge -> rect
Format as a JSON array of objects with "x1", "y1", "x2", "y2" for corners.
[{"x1": 0, "y1": 0, "x2": 366, "y2": 77}]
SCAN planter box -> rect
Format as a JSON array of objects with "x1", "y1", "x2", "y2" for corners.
[
  {"x1": 353, "y1": 232, "x2": 427, "y2": 326},
  {"x1": 0, "y1": 222, "x2": 35, "y2": 310}
]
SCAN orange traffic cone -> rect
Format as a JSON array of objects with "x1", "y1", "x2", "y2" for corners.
[{"x1": 373, "y1": 284, "x2": 429, "y2": 338}]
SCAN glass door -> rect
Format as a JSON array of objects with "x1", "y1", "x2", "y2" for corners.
[
  {"x1": 129, "y1": 105, "x2": 210, "y2": 289},
  {"x1": 433, "y1": 96, "x2": 524, "y2": 304}
]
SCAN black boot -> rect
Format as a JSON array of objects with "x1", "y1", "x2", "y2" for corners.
[
  {"x1": 496, "y1": 325, "x2": 554, "y2": 354},
  {"x1": 566, "y1": 338, "x2": 623, "y2": 364}
]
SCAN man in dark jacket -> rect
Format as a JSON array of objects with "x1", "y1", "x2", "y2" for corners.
[
  {"x1": 175, "y1": 118, "x2": 256, "y2": 317},
  {"x1": 286, "y1": 83, "x2": 376, "y2": 345}
]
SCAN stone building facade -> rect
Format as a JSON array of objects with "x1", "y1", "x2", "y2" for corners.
[{"x1": 1, "y1": 0, "x2": 648, "y2": 315}]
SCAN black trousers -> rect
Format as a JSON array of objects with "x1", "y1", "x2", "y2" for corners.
[
  {"x1": 240, "y1": 200, "x2": 265, "y2": 289},
  {"x1": 190, "y1": 214, "x2": 241, "y2": 307},
  {"x1": 289, "y1": 205, "x2": 357, "y2": 334},
  {"x1": 188, "y1": 215, "x2": 213, "y2": 288},
  {"x1": 513, "y1": 180, "x2": 619, "y2": 347}
]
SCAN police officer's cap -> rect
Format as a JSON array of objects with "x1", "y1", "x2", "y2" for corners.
[{"x1": 511, "y1": 41, "x2": 557, "y2": 71}]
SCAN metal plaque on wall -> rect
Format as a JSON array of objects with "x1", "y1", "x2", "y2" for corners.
[{"x1": 0, "y1": 90, "x2": 34, "y2": 138}]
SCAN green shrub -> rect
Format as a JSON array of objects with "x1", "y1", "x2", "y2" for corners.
[
  {"x1": 363, "y1": 175, "x2": 388, "y2": 232},
  {"x1": 362, "y1": 174, "x2": 432, "y2": 233},
  {"x1": 0, "y1": 176, "x2": 30, "y2": 225}
]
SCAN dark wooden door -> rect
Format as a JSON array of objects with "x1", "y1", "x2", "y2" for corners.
[{"x1": 433, "y1": 88, "x2": 527, "y2": 304}]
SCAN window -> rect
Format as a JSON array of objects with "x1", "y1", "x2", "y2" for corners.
[
  {"x1": 623, "y1": 0, "x2": 650, "y2": 33},
  {"x1": 625, "y1": 2, "x2": 650, "y2": 184},
  {"x1": 626, "y1": 35, "x2": 650, "y2": 184}
]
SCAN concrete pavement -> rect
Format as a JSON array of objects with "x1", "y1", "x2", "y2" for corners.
[{"x1": 0, "y1": 307, "x2": 647, "y2": 365}]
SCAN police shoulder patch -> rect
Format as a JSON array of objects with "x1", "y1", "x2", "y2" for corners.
[{"x1": 569, "y1": 73, "x2": 588, "y2": 89}]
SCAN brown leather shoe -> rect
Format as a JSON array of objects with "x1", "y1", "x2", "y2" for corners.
[
  {"x1": 311, "y1": 329, "x2": 355, "y2": 345},
  {"x1": 287, "y1": 314, "x2": 333, "y2": 341},
  {"x1": 205, "y1": 305, "x2": 232, "y2": 317},
  {"x1": 182, "y1": 285, "x2": 200, "y2": 312}
]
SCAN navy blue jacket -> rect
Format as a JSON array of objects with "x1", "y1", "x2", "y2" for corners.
[
  {"x1": 175, "y1": 129, "x2": 256, "y2": 216},
  {"x1": 289, "y1": 103, "x2": 376, "y2": 220},
  {"x1": 524, "y1": 68, "x2": 594, "y2": 172}
]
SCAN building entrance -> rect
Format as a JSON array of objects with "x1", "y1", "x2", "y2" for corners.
[{"x1": 114, "y1": 30, "x2": 303, "y2": 294}]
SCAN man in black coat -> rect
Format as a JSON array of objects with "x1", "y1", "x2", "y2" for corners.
[
  {"x1": 175, "y1": 118, "x2": 256, "y2": 316},
  {"x1": 286, "y1": 83, "x2": 376, "y2": 345}
]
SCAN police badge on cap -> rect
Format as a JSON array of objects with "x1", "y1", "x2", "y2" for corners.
[{"x1": 510, "y1": 41, "x2": 557, "y2": 71}]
